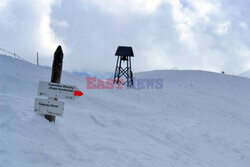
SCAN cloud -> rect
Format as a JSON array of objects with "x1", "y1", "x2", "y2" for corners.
[
  {"x1": 0, "y1": 0, "x2": 9, "y2": 12},
  {"x1": 240, "y1": 22, "x2": 248, "y2": 29},
  {"x1": 33, "y1": 0, "x2": 64, "y2": 57},
  {"x1": 89, "y1": 0, "x2": 163, "y2": 14},
  {"x1": 0, "y1": 0, "x2": 250, "y2": 74},
  {"x1": 0, "y1": 0, "x2": 64, "y2": 64},
  {"x1": 214, "y1": 21, "x2": 231, "y2": 36}
]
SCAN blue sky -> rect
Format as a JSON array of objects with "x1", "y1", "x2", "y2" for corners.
[{"x1": 0, "y1": 0, "x2": 249, "y2": 74}]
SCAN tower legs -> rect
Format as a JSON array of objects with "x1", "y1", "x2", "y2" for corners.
[{"x1": 113, "y1": 56, "x2": 133, "y2": 87}]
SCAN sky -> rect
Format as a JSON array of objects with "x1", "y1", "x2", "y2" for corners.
[{"x1": 0, "y1": 0, "x2": 249, "y2": 74}]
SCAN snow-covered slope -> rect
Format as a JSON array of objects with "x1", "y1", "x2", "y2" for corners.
[
  {"x1": 0, "y1": 54, "x2": 250, "y2": 167},
  {"x1": 240, "y1": 70, "x2": 250, "y2": 79},
  {"x1": 74, "y1": 71, "x2": 114, "y2": 80}
]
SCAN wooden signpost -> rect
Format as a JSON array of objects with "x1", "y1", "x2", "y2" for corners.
[{"x1": 33, "y1": 46, "x2": 83, "y2": 122}]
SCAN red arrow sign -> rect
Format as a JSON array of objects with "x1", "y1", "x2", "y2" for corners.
[{"x1": 74, "y1": 91, "x2": 84, "y2": 96}]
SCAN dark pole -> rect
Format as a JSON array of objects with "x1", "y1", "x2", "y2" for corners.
[
  {"x1": 127, "y1": 56, "x2": 129, "y2": 87},
  {"x1": 45, "y1": 45, "x2": 64, "y2": 122},
  {"x1": 130, "y1": 57, "x2": 133, "y2": 86},
  {"x1": 117, "y1": 56, "x2": 122, "y2": 84},
  {"x1": 114, "y1": 56, "x2": 119, "y2": 84},
  {"x1": 37, "y1": 52, "x2": 39, "y2": 65}
]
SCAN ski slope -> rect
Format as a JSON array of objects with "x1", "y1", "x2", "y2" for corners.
[{"x1": 0, "y1": 54, "x2": 250, "y2": 167}]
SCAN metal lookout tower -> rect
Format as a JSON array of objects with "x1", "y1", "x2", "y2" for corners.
[{"x1": 113, "y1": 46, "x2": 134, "y2": 87}]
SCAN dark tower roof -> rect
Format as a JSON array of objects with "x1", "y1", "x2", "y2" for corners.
[{"x1": 115, "y1": 46, "x2": 134, "y2": 57}]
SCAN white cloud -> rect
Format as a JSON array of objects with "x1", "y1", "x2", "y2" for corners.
[
  {"x1": 214, "y1": 21, "x2": 231, "y2": 35},
  {"x1": 52, "y1": 0, "x2": 250, "y2": 74},
  {"x1": 0, "y1": 0, "x2": 9, "y2": 12},
  {"x1": 32, "y1": 0, "x2": 66, "y2": 57},
  {"x1": 89, "y1": 0, "x2": 163, "y2": 14},
  {"x1": 52, "y1": 19, "x2": 69, "y2": 28},
  {"x1": 0, "y1": 0, "x2": 65, "y2": 63},
  {"x1": 240, "y1": 22, "x2": 248, "y2": 29},
  {"x1": 0, "y1": 0, "x2": 250, "y2": 74}
]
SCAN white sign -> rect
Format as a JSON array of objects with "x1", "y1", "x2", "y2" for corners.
[
  {"x1": 38, "y1": 81, "x2": 81, "y2": 100},
  {"x1": 34, "y1": 98, "x2": 64, "y2": 116}
]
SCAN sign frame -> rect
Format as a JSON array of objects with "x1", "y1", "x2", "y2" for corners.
[
  {"x1": 34, "y1": 98, "x2": 64, "y2": 116},
  {"x1": 38, "y1": 81, "x2": 80, "y2": 100}
]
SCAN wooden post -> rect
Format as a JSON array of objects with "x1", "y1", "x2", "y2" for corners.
[
  {"x1": 37, "y1": 52, "x2": 39, "y2": 65},
  {"x1": 45, "y1": 45, "x2": 64, "y2": 122}
]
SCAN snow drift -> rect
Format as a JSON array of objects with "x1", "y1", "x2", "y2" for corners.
[{"x1": 0, "y1": 54, "x2": 250, "y2": 167}]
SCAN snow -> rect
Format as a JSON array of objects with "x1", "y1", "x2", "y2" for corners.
[
  {"x1": 240, "y1": 70, "x2": 250, "y2": 79},
  {"x1": 0, "y1": 54, "x2": 250, "y2": 167}
]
